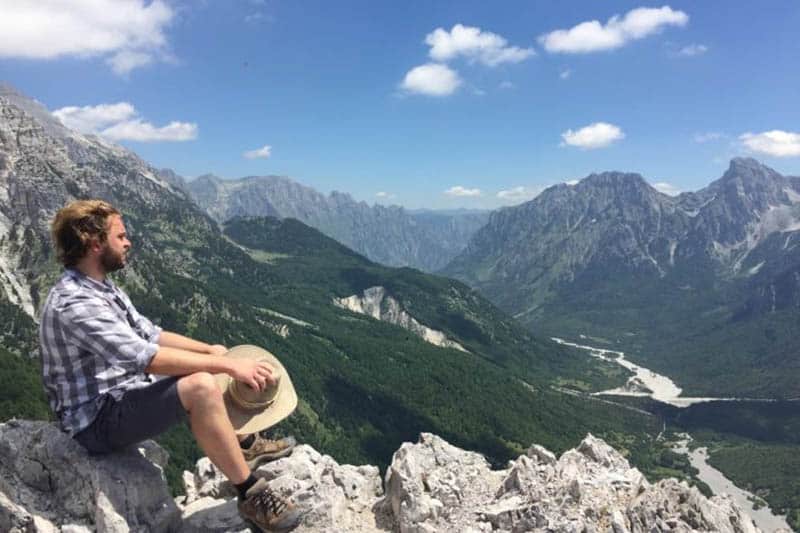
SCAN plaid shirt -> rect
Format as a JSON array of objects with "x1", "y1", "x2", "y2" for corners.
[{"x1": 39, "y1": 268, "x2": 162, "y2": 435}]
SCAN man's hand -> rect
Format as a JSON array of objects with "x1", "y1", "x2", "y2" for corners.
[
  {"x1": 227, "y1": 358, "x2": 275, "y2": 392},
  {"x1": 207, "y1": 344, "x2": 228, "y2": 357}
]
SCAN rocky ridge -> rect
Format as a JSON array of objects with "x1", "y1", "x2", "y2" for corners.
[
  {"x1": 444, "y1": 159, "x2": 800, "y2": 315},
  {"x1": 0, "y1": 420, "x2": 768, "y2": 532},
  {"x1": 186, "y1": 173, "x2": 489, "y2": 272}
]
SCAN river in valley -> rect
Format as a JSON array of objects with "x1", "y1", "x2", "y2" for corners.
[{"x1": 551, "y1": 336, "x2": 793, "y2": 532}]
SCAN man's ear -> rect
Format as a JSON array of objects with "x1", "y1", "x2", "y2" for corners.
[{"x1": 87, "y1": 237, "x2": 103, "y2": 255}]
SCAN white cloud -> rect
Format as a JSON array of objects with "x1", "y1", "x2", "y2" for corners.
[
  {"x1": 444, "y1": 186, "x2": 482, "y2": 197},
  {"x1": 740, "y1": 130, "x2": 800, "y2": 158},
  {"x1": 53, "y1": 102, "x2": 197, "y2": 142},
  {"x1": 539, "y1": 6, "x2": 688, "y2": 53},
  {"x1": 561, "y1": 122, "x2": 625, "y2": 149},
  {"x1": 496, "y1": 186, "x2": 542, "y2": 203},
  {"x1": 694, "y1": 132, "x2": 725, "y2": 143},
  {"x1": 565, "y1": 179, "x2": 580, "y2": 186},
  {"x1": 652, "y1": 182, "x2": 681, "y2": 196},
  {"x1": 376, "y1": 191, "x2": 396, "y2": 200},
  {"x1": 678, "y1": 43, "x2": 708, "y2": 56},
  {"x1": 107, "y1": 50, "x2": 154, "y2": 75},
  {"x1": 425, "y1": 24, "x2": 535, "y2": 66},
  {"x1": 559, "y1": 69, "x2": 572, "y2": 80},
  {"x1": 401, "y1": 63, "x2": 462, "y2": 96},
  {"x1": 243, "y1": 145, "x2": 273, "y2": 159},
  {"x1": 498, "y1": 81, "x2": 515, "y2": 90},
  {"x1": 53, "y1": 103, "x2": 137, "y2": 133},
  {"x1": 0, "y1": 0, "x2": 173, "y2": 75},
  {"x1": 101, "y1": 120, "x2": 197, "y2": 142}
]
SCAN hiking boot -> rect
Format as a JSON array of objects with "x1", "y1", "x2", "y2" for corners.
[
  {"x1": 238, "y1": 478, "x2": 302, "y2": 532},
  {"x1": 242, "y1": 435, "x2": 297, "y2": 468}
]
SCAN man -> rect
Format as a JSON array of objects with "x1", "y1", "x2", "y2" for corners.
[{"x1": 39, "y1": 199, "x2": 302, "y2": 532}]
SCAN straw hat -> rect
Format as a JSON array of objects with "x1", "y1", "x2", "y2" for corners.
[{"x1": 214, "y1": 345, "x2": 298, "y2": 435}]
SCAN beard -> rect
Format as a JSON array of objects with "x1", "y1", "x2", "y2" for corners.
[{"x1": 100, "y1": 244, "x2": 126, "y2": 273}]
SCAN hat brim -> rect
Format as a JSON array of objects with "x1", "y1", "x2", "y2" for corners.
[{"x1": 213, "y1": 345, "x2": 298, "y2": 436}]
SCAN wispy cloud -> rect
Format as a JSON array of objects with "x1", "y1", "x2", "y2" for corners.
[
  {"x1": 445, "y1": 186, "x2": 482, "y2": 197},
  {"x1": 539, "y1": 6, "x2": 688, "y2": 54},
  {"x1": 243, "y1": 145, "x2": 272, "y2": 159},
  {"x1": 740, "y1": 130, "x2": 800, "y2": 157},
  {"x1": 694, "y1": 132, "x2": 724, "y2": 143},
  {"x1": 561, "y1": 122, "x2": 625, "y2": 149},
  {"x1": 559, "y1": 68, "x2": 572, "y2": 80},
  {"x1": 0, "y1": 0, "x2": 174, "y2": 75},
  {"x1": 101, "y1": 120, "x2": 197, "y2": 142},
  {"x1": 400, "y1": 63, "x2": 462, "y2": 96},
  {"x1": 496, "y1": 186, "x2": 542, "y2": 204},
  {"x1": 677, "y1": 43, "x2": 708, "y2": 56},
  {"x1": 245, "y1": 12, "x2": 265, "y2": 23},
  {"x1": 652, "y1": 182, "x2": 681, "y2": 196},
  {"x1": 54, "y1": 102, "x2": 197, "y2": 142},
  {"x1": 426, "y1": 24, "x2": 535, "y2": 66},
  {"x1": 498, "y1": 81, "x2": 515, "y2": 90},
  {"x1": 376, "y1": 191, "x2": 396, "y2": 200}
]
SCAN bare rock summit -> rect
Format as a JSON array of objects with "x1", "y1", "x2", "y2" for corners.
[{"x1": 0, "y1": 420, "x2": 767, "y2": 532}]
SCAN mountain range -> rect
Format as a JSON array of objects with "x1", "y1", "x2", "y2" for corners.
[
  {"x1": 443, "y1": 158, "x2": 800, "y2": 398},
  {"x1": 184, "y1": 172, "x2": 488, "y2": 272}
]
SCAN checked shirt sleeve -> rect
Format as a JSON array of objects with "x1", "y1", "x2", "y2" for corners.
[
  {"x1": 59, "y1": 294, "x2": 160, "y2": 374},
  {"x1": 133, "y1": 309, "x2": 162, "y2": 344}
]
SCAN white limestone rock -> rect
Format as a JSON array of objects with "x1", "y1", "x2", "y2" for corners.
[
  {"x1": 0, "y1": 419, "x2": 180, "y2": 532},
  {"x1": 178, "y1": 444, "x2": 386, "y2": 532},
  {"x1": 0, "y1": 418, "x2": 767, "y2": 533},
  {"x1": 383, "y1": 432, "x2": 762, "y2": 533}
]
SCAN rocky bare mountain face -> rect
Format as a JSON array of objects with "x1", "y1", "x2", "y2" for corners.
[
  {"x1": 443, "y1": 159, "x2": 800, "y2": 397},
  {"x1": 185, "y1": 173, "x2": 489, "y2": 272},
  {"x1": 1, "y1": 420, "x2": 766, "y2": 533},
  {"x1": 333, "y1": 286, "x2": 468, "y2": 353},
  {"x1": 0, "y1": 83, "x2": 214, "y2": 357}
]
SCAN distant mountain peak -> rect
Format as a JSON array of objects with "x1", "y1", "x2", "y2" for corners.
[
  {"x1": 578, "y1": 171, "x2": 653, "y2": 193},
  {"x1": 722, "y1": 157, "x2": 781, "y2": 181},
  {"x1": 0, "y1": 81, "x2": 70, "y2": 139}
]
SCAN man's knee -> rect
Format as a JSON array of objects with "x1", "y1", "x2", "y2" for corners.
[{"x1": 178, "y1": 372, "x2": 223, "y2": 408}]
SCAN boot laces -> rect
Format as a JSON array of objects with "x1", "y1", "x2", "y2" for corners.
[{"x1": 254, "y1": 487, "x2": 288, "y2": 517}]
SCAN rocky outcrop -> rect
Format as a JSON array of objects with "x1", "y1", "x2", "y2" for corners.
[
  {"x1": 1, "y1": 420, "x2": 769, "y2": 532},
  {"x1": 0, "y1": 419, "x2": 180, "y2": 532},
  {"x1": 333, "y1": 286, "x2": 468, "y2": 352}
]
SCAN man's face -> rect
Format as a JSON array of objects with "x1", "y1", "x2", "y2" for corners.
[{"x1": 100, "y1": 215, "x2": 131, "y2": 273}]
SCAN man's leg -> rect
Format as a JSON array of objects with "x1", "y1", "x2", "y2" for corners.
[
  {"x1": 176, "y1": 372, "x2": 249, "y2": 483},
  {"x1": 74, "y1": 377, "x2": 186, "y2": 454},
  {"x1": 176, "y1": 372, "x2": 302, "y2": 530}
]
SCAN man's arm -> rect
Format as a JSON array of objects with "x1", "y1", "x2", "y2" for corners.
[
  {"x1": 60, "y1": 296, "x2": 266, "y2": 388},
  {"x1": 146, "y1": 346, "x2": 274, "y2": 391},
  {"x1": 159, "y1": 330, "x2": 227, "y2": 356}
]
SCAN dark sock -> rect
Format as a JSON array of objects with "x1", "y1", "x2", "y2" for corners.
[
  {"x1": 239, "y1": 434, "x2": 255, "y2": 449},
  {"x1": 235, "y1": 474, "x2": 258, "y2": 499}
]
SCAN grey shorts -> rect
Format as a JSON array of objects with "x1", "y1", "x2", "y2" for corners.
[{"x1": 74, "y1": 377, "x2": 188, "y2": 454}]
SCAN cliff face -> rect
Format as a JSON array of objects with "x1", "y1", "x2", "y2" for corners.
[{"x1": 0, "y1": 420, "x2": 767, "y2": 533}]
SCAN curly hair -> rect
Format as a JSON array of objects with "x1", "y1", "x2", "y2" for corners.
[{"x1": 51, "y1": 200, "x2": 121, "y2": 267}]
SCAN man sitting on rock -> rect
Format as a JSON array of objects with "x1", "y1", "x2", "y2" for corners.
[{"x1": 38, "y1": 199, "x2": 302, "y2": 532}]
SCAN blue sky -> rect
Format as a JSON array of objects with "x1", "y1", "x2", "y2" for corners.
[{"x1": 2, "y1": 0, "x2": 799, "y2": 209}]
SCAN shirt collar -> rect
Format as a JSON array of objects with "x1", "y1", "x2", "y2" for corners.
[{"x1": 64, "y1": 268, "x2": 116, "y2": 294}]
